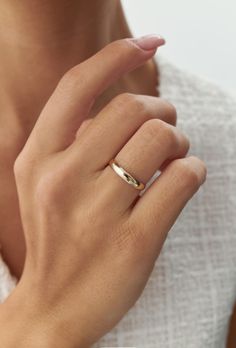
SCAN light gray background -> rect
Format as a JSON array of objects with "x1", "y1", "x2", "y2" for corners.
[{"x1": 122, "y1": 0, "x2": 236, "y2": 97}]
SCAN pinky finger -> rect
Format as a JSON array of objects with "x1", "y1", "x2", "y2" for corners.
[{"x1": 129, "y1": 156, "x2": 207, "y2": 255}]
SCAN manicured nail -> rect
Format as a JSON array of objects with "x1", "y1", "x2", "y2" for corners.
[{"x1": 132, "y1": 34, "x2": 166, "y2": 51}]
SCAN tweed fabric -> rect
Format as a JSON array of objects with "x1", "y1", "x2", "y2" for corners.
[{"x1": 1, "y1": 56, "x2": 236, "y2": 348}]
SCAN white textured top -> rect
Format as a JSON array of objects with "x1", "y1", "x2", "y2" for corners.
[{"x1": 1, "y1": 56, "x2": 236, "y2": 348}]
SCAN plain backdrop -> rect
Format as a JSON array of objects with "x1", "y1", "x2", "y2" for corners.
[{"x1": 122, "y1": 0, "x2": 236, "y2": 97}]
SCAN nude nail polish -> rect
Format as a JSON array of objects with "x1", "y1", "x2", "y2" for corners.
[{"x1": 132, "y1": 34, "x2": 166, "y2": 51}]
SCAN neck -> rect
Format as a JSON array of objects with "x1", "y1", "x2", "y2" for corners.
[
  {"x1": 0, "y1": 1, "x2": 159, "y2": 278},
  {"x1": 0, "y1": 0, "x2": 132, "y2": 135}
]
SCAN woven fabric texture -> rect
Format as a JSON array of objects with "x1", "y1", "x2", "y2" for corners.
[{"x1": 1, "y1": 56, "x2": 236, "y2": 348}]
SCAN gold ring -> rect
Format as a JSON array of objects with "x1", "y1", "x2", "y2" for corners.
[{"x1": 109, "y1": 159, "x2": 145, "y2": 191}]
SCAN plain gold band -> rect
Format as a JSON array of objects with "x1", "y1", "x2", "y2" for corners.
[{"x1": 109, "y1": 159, "x2": 145, "y2": 191}]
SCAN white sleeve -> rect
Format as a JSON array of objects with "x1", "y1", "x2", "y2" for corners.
[{"x1": 0, "y1": 252, "x2": 17, "y2": 303}]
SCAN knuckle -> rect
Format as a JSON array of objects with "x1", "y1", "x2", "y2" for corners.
[
  {"x1": 35, "y1": 166, "x2": 71, "y2": 209},
  {"x1": 190, "y1": 156, "x2": 207, "y2": 182},
  {"x1": 13, "y1": 153, "x2": 31, "y2": 180},
  {"x1": 159, "y1": 122, "x2": 179, "y2": 149},
  {"x1": 112, "y1": 92, "x2": 137, "y2": 108},
  {"x1": 110, "y1": 94, "x2": 168, "y2": 128},
  {"x1": 111, "y1": 93, "x2": 146, "y2": 117},
  {"x1": 183, "y1": 134, "x2": 191, "y2": 153},
  {"x1": 173, "y1": 157, "x2": 202, "y2": 190},
  {"x1": 164, "y1": 101, "x2": 177, "y2": 125},
  {"x1": 142, "y1": 119, "x2": 178, "y2": 149},
  {"x1": 13, "y1": 155, "x2": 24, "y2": 176},
  {"x1": 141, "y1": 119, "x2": 161, "y2": 139}
]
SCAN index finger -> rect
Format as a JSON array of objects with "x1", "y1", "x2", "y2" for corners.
[{"x1": 25, "y1": 35, "x2": 165, "y2": 155}]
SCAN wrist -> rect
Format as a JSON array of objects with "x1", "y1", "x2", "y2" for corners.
[{"x1": 0, "y1": 281, "x2": 87, "y2": 348}]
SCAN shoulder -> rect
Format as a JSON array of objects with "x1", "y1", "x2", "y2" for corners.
[{"x1": 157, "y1": 55, "x2": 236, "y2": 127}]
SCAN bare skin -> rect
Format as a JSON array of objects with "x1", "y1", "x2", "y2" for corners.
[
  {"x1": 0, "y1": 0, "x2": 158, "y2": 277},
  {"x1": 0, "y1": 0, "x2": 234, "y2": 346},
  {"x1": 0, "y1": 35, "x2": 207, "y2": 347}
]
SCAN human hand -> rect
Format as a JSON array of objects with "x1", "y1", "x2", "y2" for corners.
[{"x1": 4, "y1": 35, "x2": 206, "y2": 347}]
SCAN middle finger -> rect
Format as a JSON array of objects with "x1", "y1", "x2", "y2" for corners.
[
  {"x1": 97, "y1": 118, "x2": 189, "y2": 212},
  {"x1": 69, "y1": 94, "x2": 177, "y2": 171}
]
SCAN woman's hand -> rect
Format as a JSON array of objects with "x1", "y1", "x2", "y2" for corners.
[{"x1": 1, "y1": 36, "x2": 206, "y2": 347}]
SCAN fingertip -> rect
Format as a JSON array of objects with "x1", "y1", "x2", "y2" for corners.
[
  {"x1": 130, "y1": 34, "x2": 166, "y2": 51},
  {"x1": 185, "y1": 156, "x2": 207, "y2": 186}
]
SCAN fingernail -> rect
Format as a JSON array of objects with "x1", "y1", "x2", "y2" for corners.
[{"x1": 132, "y1": 34, "x2": 166, "y2": 51}]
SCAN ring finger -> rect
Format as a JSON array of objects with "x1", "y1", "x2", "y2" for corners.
[
  {"x1": 98, "y1": 119, "x2": 190, "y2": 212},
  {"x1": 69, "y1": 94, "x2": 177, "y2": 172}
]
